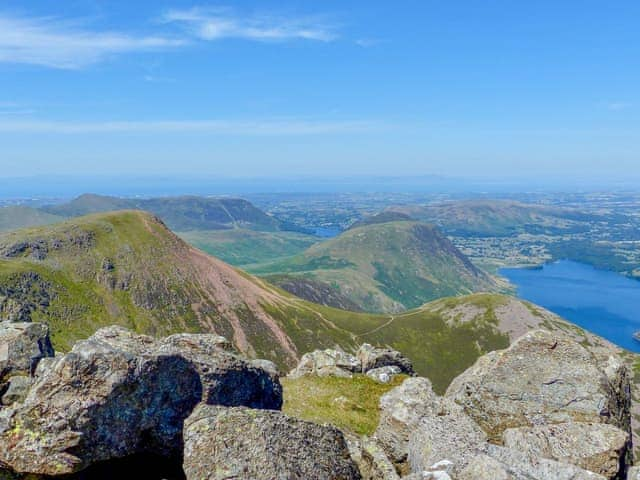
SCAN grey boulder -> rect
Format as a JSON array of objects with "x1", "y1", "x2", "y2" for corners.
[
  {"x1": 0, "y1": 326, "x2": 282, "y2": 476},
  {"x1": 357, "y1": 343, "x2": 414, "y2": 375},
  {"x1": 458, "y1": 444, "x2": 607, "y2": 480},
  {"x1": 407, "y1": 399, "x2": 487, "y2": 477},
  {"x1": 0, "y1": 375, "x2": 31, "y2": 406},
  {"x1": 374, "y1": 377, "x2": 440, "y2": 473},
  {"x1": 183, "y1": 405, "x2": 361, "y2": 480},
  {"x1": 502, "y1": 422, "x2": 629, "y2": 479},
  {"x1": 288, "y1": 348, "x2": 361, "y2": 378},
  {"x1": 367, "y1": 366, "x2": 402, "y2": 383},
  {"x1": 445, "y1": 330, "x2": 632, "y2": 441},
  {"x1": 0, "y1": 322, "x2": 53, "y2": 382}
]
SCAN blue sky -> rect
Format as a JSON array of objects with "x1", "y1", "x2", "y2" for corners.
[{"x1": 0, "y1": 1, "x2": 638, "y2": 180}]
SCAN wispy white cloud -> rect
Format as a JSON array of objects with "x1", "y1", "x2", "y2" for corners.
[
  {"x1": 0, "y1": 118, "x2": 381, "y2": 135},
  {"x1": 355, "y1": 38, "x2": 384, "y2": 48},
  {"x1": 0, "y1": 14, "x2": 184, "y2": 69},
  {"x1": 161, "y1": 7, "x2": 338, "y2": 42}
]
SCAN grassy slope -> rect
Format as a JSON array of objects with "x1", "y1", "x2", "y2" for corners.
[
  {"x1": 252, "y1": 221, "x2": 498, "y2": 313},
  {"x1": 178, "y1": 229, "x2": 318, "y2": 267},
  {"x1": 41, "y1": 193, "x2": 282, "y2": 232},
  {"x1": 1, "y1": 211, "x2": 605, "y2": 396},
  {"x1": 282, "y1": 374, "x2": 408, "y2": 435},
  {"x1": 0, "y1": 206, "x2": 64, "y2": 232}
]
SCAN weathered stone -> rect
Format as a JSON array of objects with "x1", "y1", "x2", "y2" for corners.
[
  {"x1": 0, "y1": 327, "x2": 282, "y2": 476},
  {"x1": 288, "y1": 348, "x2": 361, "y2": 378},
  {"x1": 156, "y1": 332, "x2": 282, "y2": 409},
  {"x1": 0, "y1": 322, "x2": 54, "y2": 382},
  {"x1": 445, "y1": 330, "x2": 632, "y2": 442},
  {"x1": 374, "y1": 377, "x2": 440, "y2": 473},
  {"x1": 357, "y1": 436, "x2": 401, "y2": 480},
  {"x1": 458, "y1": 453, "x2": 510, "y2": 480},
  {"x1": 502, "y1": 422, "x2": 629, "y2": 479},
  {"x1": 407, "y1": 399, "x2": 487, "y2": 476},
  {"x1": 367, "y1": 365, "x2": 402, "y2": 383},
  {"x1": 183, "y1": 405, "x2": 361, "y2": 480},
  {"x1": 628, "y1": 466, "x2": 640, "y2": 479},
  {"x1": 458, "y1": 444, "x2": 607, "y2": 480},
  {"x1": 357, "y1": 344, "x2": 414, "y2": 375},
  {"x1": 250, "y1": 358, "x2": 280, "y2": 378},
  {"x1": 0, "y1": 375, "x2": 31, "y2": 406}
]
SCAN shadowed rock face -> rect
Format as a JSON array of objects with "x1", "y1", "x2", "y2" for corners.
[
  {"x1": 183, "y1": 405, "x2": 362, "y2": 480},
  {"x1": 0, "y1": 322, "x2": 53, "y2": 382},
  {"x1": 0, "y1": 326, "x2": 282, "y2": 477}
]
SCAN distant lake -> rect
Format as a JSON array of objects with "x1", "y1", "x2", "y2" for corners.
[
  {"x1": 313, "y1": 226, "x2": 342, "y2": 238},
  {"x1": 501, "y1": 260, "x2": 640, "y2": 352}
]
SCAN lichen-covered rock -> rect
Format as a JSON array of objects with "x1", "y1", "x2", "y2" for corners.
[
  {"x1": 445, "y1": 330, "x2": 632, "y2": 442},
  {"x1": 0, "y1": 322, "x2": 54, "y2": 382},
  {"x1": 407, "y1": 399, "x2": 487, "y2": 476},
  {"x1": 288, "y1": 348, "x2": 361, "y2": 378},
  {"x1": 357, "y1": 344, "x2": 414, "y2": 375},
  {"x1": 458, "y1": 444, "x2": 607, "y2": 480},
  {"x1": 356, "y1": 436, "x2": 401, "y2": 480},
  {"x1": 374, "y1": 377, "x2": 440, "y2": 472},
  {"x1": 366, "y1": 365, "x2": 402, "y2": 383},
  {"x1": 0, "y1": 375, "x2": 31, "y2": 406},
  {"x1": 502, "y1": 422, "x2": 629, "y2": 479},
  {"x1": 183, "y1": 405, "x2": 361, "y2": 480},
  {"x1": 0, "y1": 327, "x2": 282, "y2": 476},
  {"x1": 458, "y1": 454, "x2": 511, "y2": 480}
]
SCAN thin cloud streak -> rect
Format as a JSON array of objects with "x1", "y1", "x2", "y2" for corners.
[
  {"x1": 162, "y1": 7, "x2": 337, "y2": 42},
  {"x1": 0, "y1": 119, "x2": 383, "y2": 135},
  {"x1": 0, "y1": 14, "x2": 184, "y2": 69}
]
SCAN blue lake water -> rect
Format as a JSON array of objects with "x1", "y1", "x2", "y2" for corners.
[
  {"x1": 500, "y1": 260, "x2": 640, "y2": 352},
  {"x1": 313, "y1": 226, "x2": 342, "y2": 238}
]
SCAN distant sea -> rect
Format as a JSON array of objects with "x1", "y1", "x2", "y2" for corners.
[{"x1": 501, "y1": 260, "x2": 640, "y2": 352}]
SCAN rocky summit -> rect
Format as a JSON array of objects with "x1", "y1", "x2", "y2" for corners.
[{"x1": 0, "y1": 320, "x2": 637, "y2": 479}]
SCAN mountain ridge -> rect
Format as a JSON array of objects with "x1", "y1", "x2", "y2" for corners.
[
  {"x1": 0, "y1": 210, "x2": 603, "y2": 393},
  {"x1": 253, "y1": 220, "x2": 499, "y2": 313}
]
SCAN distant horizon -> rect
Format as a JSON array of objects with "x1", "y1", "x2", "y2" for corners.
[{"x1": 2, "y1": 173, "x2": 640, "y2": 200}]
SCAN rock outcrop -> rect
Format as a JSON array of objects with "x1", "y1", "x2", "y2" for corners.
[
  {"x1": 367, "y1": 331, "x2": 634, "y2": 479},
  {"x1": 288, "y1": 348, "x2": 361, "y2": 378},
  {"x1": 0, "y1": 325, "x2": 281, "y2": 476},
  {"x1": 0, "y1": 321, "x2": 636, "y2": 480},
  {"x1": 502, "y1": 422, "x2": 629, "y2": 479},
  {"x1": 374, "y1": 377, "x2": 440, "y2": 472},
  {"x1": 0, "y1": 321, "x2": 54, "y2": 382},
  {"x1": 445, "y1": 330, "x2": 632, "y2": 441},
  {"x1": 459, "y1": 444, "x2": 608, "y2": 480},
  {"x1": 183, "y1": 405, "x2": 361, "y2": 480},
  {"x1": 356, "y1": 344, "x2": 414, "y2": 375},
  {"x1": 366, "y1": 365, "x2": 402, "y2": 383},
  {"x1": 407, "y1": 399, "x2": 487, "y2": 477},
  {"x1": 288, "y1": 344, "x2": 414, "y2": 383}
]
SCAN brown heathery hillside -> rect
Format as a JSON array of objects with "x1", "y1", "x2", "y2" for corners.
[{"x1": 0, "y1": 211, "x2": 305, "y2": 365}]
